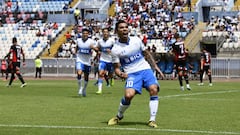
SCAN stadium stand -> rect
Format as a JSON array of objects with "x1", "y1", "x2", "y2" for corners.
[
  {"x1": 0, "y1": 22, "x2": 66, "y2": 59},
  {"x1": 0, "y1": 0, "x2": 70, "y2": 59}
]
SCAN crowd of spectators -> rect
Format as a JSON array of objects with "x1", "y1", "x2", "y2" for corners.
[
  {"x1": 1, "y1": 0, "x2": 209, "y2": 58},
  {"x1": 205, "y1": 15, "x2": 240, "y2": 43},
  {"x1": 57, "y1": 0, "x2": 196, "y2": 57}
]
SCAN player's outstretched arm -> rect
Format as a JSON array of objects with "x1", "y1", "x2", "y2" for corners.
[
  {"x1": 143, "y1": 50, "x2": 165, "y2": 78},
  {"x1": 113, "y1": 63, "x2": 128, "y2": 79}
]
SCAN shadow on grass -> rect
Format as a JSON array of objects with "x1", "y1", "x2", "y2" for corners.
[{"x1": 101, "y1": 121, "x2": 147, "y2": 126}]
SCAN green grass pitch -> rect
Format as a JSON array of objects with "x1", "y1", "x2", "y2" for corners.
[{"x1": 0, "y1": 79, "x2": 240, "y2": 135}]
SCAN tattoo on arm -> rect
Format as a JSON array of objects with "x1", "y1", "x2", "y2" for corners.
[{"x1": 143, "y1": 50, "x2": 157, "y2": 68}]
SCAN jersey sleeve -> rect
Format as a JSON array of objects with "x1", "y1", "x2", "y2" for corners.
[
  {"x1": 111, "y1": 45, "x2": 120, "y2": 63},
  {"x1": 139, "y1": 37, "x2": 146, "y2": 51}
]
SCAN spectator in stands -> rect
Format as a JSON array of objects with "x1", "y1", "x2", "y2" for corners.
[
  {"x1": 57, "y1": 45, "x2": 63, "y2": 57},
  {"x1": 6, "y1": 0, "x2": 12, "y2": 9},
  {"x1": 15, "y1": 1, "x2": 20, "y2": 13},
  {"x1": 34, "y1": 56, "x2": 42, "y2": 78},
  {"x1": 53, "y1": 22, "x2": 58, "y2": 30},
  {"x1": 70, "y1": 40, "x2": 77, "y2": 58},
  {"x1": 142, "y1": 34, "x2": 148, "y2": 46},
  {"x1": 65, "y1": 31, "x2": 71, "y2": 42},
  {"x1": 45, "y1": 26, "x2": 53, "y2": 42},
  {"x1": 4, "y1": 37, "x2": 27, "y2": 88},
  {"x1": 36, "y1": 29, "x2": 42, "y2": 37},
  {"x1": 190, "y1": 16, "x2": 195, "y2": 25},
  {"x1": 63, "y1": 4, "x2": 69, "y2": 13},
  {"x1": 69, "y1": 6, "x2": 74, "y2": 14},
  {"x1": 187, "y1": 0, "x2": 191, "y2": 11},
  {"x1": 47, "y1": 40, "x2": 51, "y2": 56},
  {"x1": 152, "y1": 44, "x2": 157, "y2": 53},
  {"x1": 228, "y1": 31, "x2": 238, "y2": 42}
]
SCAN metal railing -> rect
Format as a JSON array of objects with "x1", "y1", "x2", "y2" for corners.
[{"x1": 20, "y1": 58, "x2": 240, "y2": 78}]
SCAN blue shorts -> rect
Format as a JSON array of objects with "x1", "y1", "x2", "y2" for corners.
[
  {"x1": 76, "y1": 62, "x2": 91, "y2": 73},
  {"x1": 125, "y1": 69, "x2": 159, "y2": 94},
  {"x1": 98, "y1": 60, "x2": 113, "y2": 73}
]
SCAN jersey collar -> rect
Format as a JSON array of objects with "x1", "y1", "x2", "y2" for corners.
[{"x1": 118, "y1": 37, "x2": 130, "y2": 45}]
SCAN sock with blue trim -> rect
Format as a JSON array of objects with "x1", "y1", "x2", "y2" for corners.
[
  {"x1": 117, "y1": 97, "x2": 130, "y2": 118},
  {"x1": 149, "y1": 96, "x2": 159, "y2": 121}
]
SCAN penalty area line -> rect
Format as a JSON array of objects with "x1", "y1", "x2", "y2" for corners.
[
  {"x1": 0, "y1": 124, "x2": 239, "y2": 135},
  {"x1": 160, "y1": 90, "x2": 240, "y2": 99}
]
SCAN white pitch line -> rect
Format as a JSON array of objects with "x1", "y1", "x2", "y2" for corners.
[
  {"x1": 177, "y1": 97, "x2": 234, "y2": 101},
  {"x1": 0, "y1": 124, "x2": 239, "y2": 135},
  {"x1": 160, "y1": 90, "x2": 240, "y2": 99}
]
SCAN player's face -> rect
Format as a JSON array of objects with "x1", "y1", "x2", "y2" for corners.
[
  {"x1": 116, "y1": 22, "x2": 129, "y2": 41},
  {"x1": 102, "y1": 29, "x2": 109, "y2": 39},
  {"x1": 82, "y1": 31, "x2": 89, "y2": 40}
]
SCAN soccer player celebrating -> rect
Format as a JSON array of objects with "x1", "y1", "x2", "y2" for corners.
[
  {"x1": 198, "y1": 47, "x2": 212, "y2": 86},
  {"x1": 76, "y1": 28, "x2": 96, "y2": 97},
  {"x1": 107, "y1": 20, "x2": 164, "y2": 128},
  {"x1": 172, "y1": 35, "x2": 191, "y2": 91},
  {"x1": 5, "y1": 37, "x2": 27, "y2": 87},
  {"x1": 94, "y1": 28, "x2": 115, "y2": 94}
]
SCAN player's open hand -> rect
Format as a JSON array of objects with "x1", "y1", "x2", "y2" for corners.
[{"x1": 155, "y1": 65, "x2": 165, "y2": 79}]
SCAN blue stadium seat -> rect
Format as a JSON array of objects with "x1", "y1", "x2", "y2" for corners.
[
  {"x1": 164, "y1": 61, "x2": 174, "y2": 74},
  {"x1": 157, "y1": 61, "x2": 166, "y2": 73},
  {"x1": 190, "y1": 61, "x2": 199, "y2": 74}
]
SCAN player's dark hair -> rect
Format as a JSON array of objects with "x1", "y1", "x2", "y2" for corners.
[
  {"x1": 115, "y1": 20, "x2": 127, "y2": 33},
  {"x1": 102, "y1": 27, "x2": 109, "y2": 32},
  {"x1": 82, "y1": 28, "x2": 89, "y2": 33},
  {"x1": 12, "y1": 37, "x2": 17, "y2": 43}
]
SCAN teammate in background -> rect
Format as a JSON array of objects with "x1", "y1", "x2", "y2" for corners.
[
  {"x1": 92, "y1": 53, "x2": 111, "y2": 86},
  {"x1": 172, "y1": 35, "x2": 191, "y2": 91},
  {"x1": 198, "y1": 47, "x2": 212, "y2": 86},
  {"x1": 93, "y1": 28, "x2": 115, "y2": 94},
  {"x1": 76, "y1": 28, "x2": 96, "y2": 97},
  {"x1": 4, "y1": 37, "x2": 27, "y2": 87},
  {"x1": 1, "y1": 59, "x2": 7, "y2": 78},
  {"x1": 34, "y1": 56, "x2": 43, "y2": 78},
  {"x1": 107, "y1": 20, "x2": 164, "y2": 128}
]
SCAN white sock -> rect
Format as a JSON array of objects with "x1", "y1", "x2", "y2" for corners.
[
  {"x1": 149, "y1": 99, "x2": 159, "y2": 121},
  {"x1": 117, "y1": 103, "x2": 129, "y2": 118},
  {"x1": 78, "y1": 79, "x2": 82, "y2": 90},
  {"x1": 98, "y1": 82, "x2": 102, "y2": 92}
]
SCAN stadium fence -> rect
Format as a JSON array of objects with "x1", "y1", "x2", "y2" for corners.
[{"x1": 21, "y1": 58, "x2": 240, "y2": 78}]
